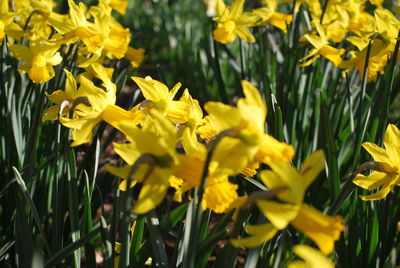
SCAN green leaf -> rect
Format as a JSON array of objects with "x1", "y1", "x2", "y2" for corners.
[{"x1": 45, "y1": 226, "x2": 101, "y2": 268}]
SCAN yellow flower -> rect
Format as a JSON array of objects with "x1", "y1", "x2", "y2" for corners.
[
  {"x1": 9, "y1": 42, "x2": 62, "y2": 83},
  {"x1": 353, "y1": 124, "x2": 400, "y2": 200},
  {"x1": 231, "y1": 151, "x2": 344, "y2": 255},
  {"x1": 106, "y1": 110, "x2": 179, "y2": 214},
  {"x1": 0, "y1": 1, "x2": 22, "y2": 42},
  {"x1": 205, "y1": 80, "x2": 294, "y2": 166},
  {"x1": 42, "y1": 69, "x2": 89, "y2": 122},
  {"x1": 132, "y1": 76, "x2": 189, "y2": 124},
  {"x1": 299, "y1": 22, "x2": 344, "y2": 67},
  {"x1": 339, "y1": 8, "x2": 400, "y2": 82},
  {"x1": 48, "y1": 0, "x2": 104, "y2": 52},
  {"x1": 288, "y1": 245, "x2": 335, "y2": 268},
  {"x1": 172, "y1": 137, "x2": 245, "y2": 213},
  {"x1": 58, "y1": 64, "x2": 137, "y2": 146},
  {"x1": 252, "y1": 0, "x2": 293, "y2": 33},
  {"x1": 212, "y1": 0, "x2": 259, "y2": 44}
]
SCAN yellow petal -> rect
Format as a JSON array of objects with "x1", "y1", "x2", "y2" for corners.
[
  {"x1": 235, "y1": 26, "x2": 256, "y2": 43},
  {"x1": 362, "y1": 142, "x2": 391, "y2": 163},
  {"x1": 69, "y1": 117, "x2": 101, "y2": 146},
  {"x1": 300, "y1": 150, "x2": 325, "y2": 190},
  {"x1": 204, "y1": 101, "x2": 241, "y2": 132},
  {"x1": 291, "y1": 204, "x2": 344, "y2": 255},
  {"x1": 101, "y1": 104, "x2": 139, "y2": 130},
  {"x1": 288, "y1": 245, "x2": 335, "y2": 268},
  {"x1": 359, "y1": 182, "x2": 392, "y2": 201},
  {"x1": 113, "y1": 142, "x2": 140, "y2": 166},
  {"x1": 384, "y1": 124, "x2": 400, "y2": 164},
  {"x1": 132, "y1": 168, "x2": 171, "y2": 214},
  {"x1": 230, "y1": 223, "x2": 278, "y2": 248},
  {"x1": 256, "y1": 134, "x2": 294, "y2": 164},
  {"x1": 105, "y1": 164, "x2": 131, "y2": 180},
  {"x1": 256, "y1": 200, "x2": 300, "y2": 229},
  {"x1": 125, "y1": 47, "x2": 144, "y2": 68},
  {"x1": 352, "y1": 171, "x2": 392, "y2": 190},
  {"x1": 230, "y1": 0, "x2": 244, "y2": 20},
  {"x1": 132, "y1": 76, "x2": 168, "y2": 103},
  {"x1": 259, "y1": 170, "x2": 297, "y2": 203},
  {"x1": 268, "y1": 161, "x2": 303, "y2": 202},
  {"x1": 42, "y1": 105, "x2": 60, "y2": 122},
  {"x1": 9, "y1": 44, "x2": 32, "y2": 62}
]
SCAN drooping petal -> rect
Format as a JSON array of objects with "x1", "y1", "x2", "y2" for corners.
[
  {"x1": 300, "y1": 150, "x2": 325, "y2": 190},
  {"x1": 290, "y1": 204, "x2": 344, "y2": 255},
  {"x1": 131, "y1": 168, "x2": 171, "y2": 214},
  {"x1": 359, "y1": 182, "x2": 392, "y2": 201},
  {"x1": 235, "y1": 26, "x2": 256, "y2": 43},
  {"x1": 288, "y1": 245, "x2": 335, "y2": 268},
  {"x1": 256, "y1": 200, "x2": 300, "y2": 229},
  {"x1": 352, "y1": 171, "x2": 392, "y2": 190},
  {"x1": 230, "y1": 223, "x2": 278, "y2": 248}
]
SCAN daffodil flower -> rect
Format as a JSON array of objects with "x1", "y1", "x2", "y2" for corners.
[
  {"x1": 252, "y1": 0, "x2": 293, "y2": 33},
  {"x1": 106, "y1": 109, "x2": 180, "y2": 214},
  {"x1": 231, "y1": 151, "x2": 344, "y2": 255},
  {"x1": 9, "y1": 42, "x2": 62, "y2": 83},
  {"x1": 299, "y1": 22, "x2": 344, "y2": 67},
  {"x1": 212, "y1": 0, "x2": 259, "y2": 44},
  {"x1": 48, "y1": 0, "x2": 104, "y2": 52},
  {"x1": 57, "y1": 64, "x2": 138, "y2": 146},
  {"x1": 353, "y1": 124, "x2": 400, "y2": 200},
  {"x1": 204, "y1": 80, "x2": 294, "y2": 170},
  {"x1": 132, "y1": 76, "x2": 189, "y2": 124},
  {"x1": 0, "y1": 1, "x2": 22, "y2": 42},
  {"x1": 42, "y1": 69, "x2": 90, "y2": 122}
]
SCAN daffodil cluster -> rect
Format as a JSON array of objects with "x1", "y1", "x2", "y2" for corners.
[
  {"x1": 210, "y1": 0, "x2": 400, "y2": 82},
  {"x1": 3, "y1": 0, "x2": 144, "y2": 84},
  {"x1": 103, "y1": 77, "x2": 296, "y2": 215},
  {"x1": 43, "y1": 59, "x2": 343, "y2": 258}
]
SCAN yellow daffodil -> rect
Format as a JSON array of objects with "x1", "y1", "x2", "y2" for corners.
[
  {"x1": 9, "y1": 42, "x2": 62, "y2": 83},
  {"x1": 212, "y1": 0, "x2": 259, "y2": 44},
  {"x1": 106, "y1": 109, "x2": 179, "y2": 214},
  {"x1": 204, "y1": 80, "x2": 294, "y2": 169},
  {"x1": 353, "y1": 124, "x2": 400, "y2": 200},
  {"x1": 252, "y1": 0, "x2": 293, "y2": 33},
  {"x1": 231, "y1": 151, "x2": 344, "y2": 255},
  {"x1": 48, "y1": 0, "x2": 104, "y2": 52},
  {"x1": 0, "y1": 1, "x2": 22, "y2": 42},
  {"x1": 299, "y1": 22, "x2": 344, "y2": 67},
  {"x1": 339, "y1": 8, "x2": 399, "y2": 82},
  {"x1": 89, "y1": 2, "x2": 131, "y2": 59},
  {"x1": 58, "y1": 64, "x2": 137, "y2": 146},
  {"x1": 42, "y1": 69, "x2": 89, "y2": 122},
  {"x1": 132, "y1": 76, "x2": 189, "y2": 124},
  {"x1": 288, "y1": 245, "x2": 335, "y2": 268},
  {"x1": 172, "y1": 137, "x2": 246, "y2": 213}
]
